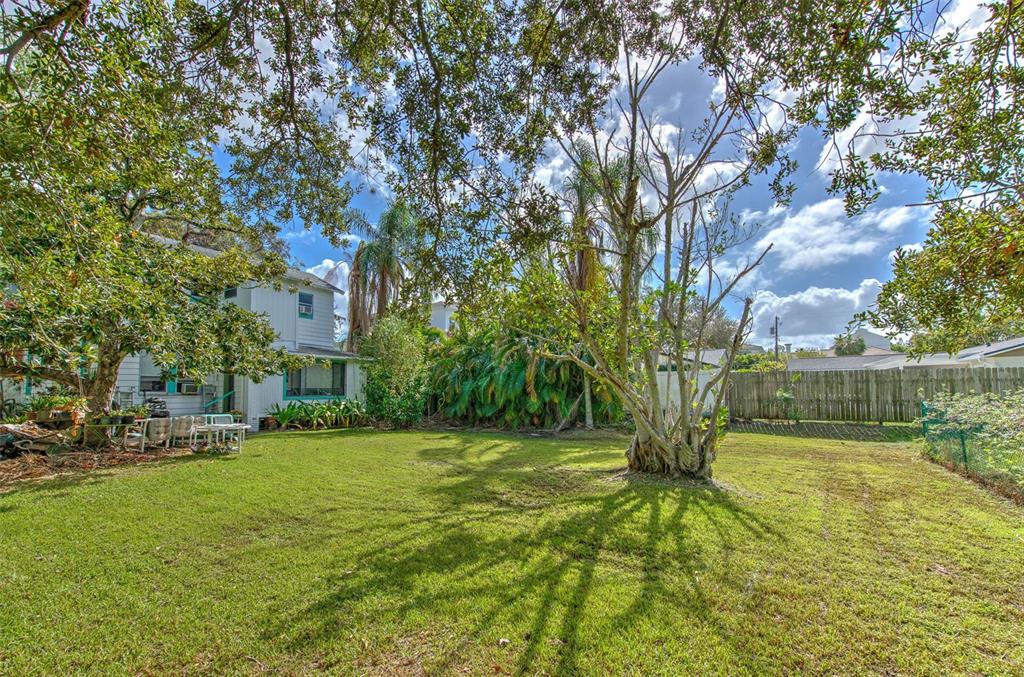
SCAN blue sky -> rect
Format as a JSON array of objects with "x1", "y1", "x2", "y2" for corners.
[
  {"x1": 290, "y1": 0, "x2": 984, "y2": 350},
  {"x1": 291, "y1": 94, "x2": 934, "y2": 351}
]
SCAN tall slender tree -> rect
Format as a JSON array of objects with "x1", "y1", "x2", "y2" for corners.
[{"x1": 345, "y1": 202, "x2": 419, "y2": 350}]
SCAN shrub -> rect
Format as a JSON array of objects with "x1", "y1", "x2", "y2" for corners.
[
  {"x1": 733, "y1": 352, "x2": 787, "y2": 372},
  {"x1": 265, "y1": 398, "x2": 367, "y2": 431},
  {"x1": 429, "y1": 330, "x2": 623, "y2": 429},
  {"x1": 923, "y1": 389, "x2": 1024, "y2": 488},
  {"x1": 359, "y1": 316, "x2": 428, "y2": 427},
  {"x1": 834, "y1": 334, "x2": 866, "y2": 356}
]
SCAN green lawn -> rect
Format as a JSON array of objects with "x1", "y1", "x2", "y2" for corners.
[{"x1": 1, "y1": 430, "x2": 1022, "y2": 675}]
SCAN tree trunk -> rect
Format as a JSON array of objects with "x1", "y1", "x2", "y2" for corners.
[
  {"x1": 626, "y1": 430, "x2": 714, "y2": 480},
  {"x1": 85, "y1": 356, "x2": 122, "y2": 416},
  {"x1": 583, "y1": 373, "x2": 594, "y2": 430}
]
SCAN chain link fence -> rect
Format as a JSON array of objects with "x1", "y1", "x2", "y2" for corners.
[{"x1": 921, "y1": 398, "x2": 1024, "y2": 499}]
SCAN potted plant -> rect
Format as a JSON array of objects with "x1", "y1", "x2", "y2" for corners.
[
  {"x1": 126, "y1": 404, "x2": 151, "y2": 421},
  {"x1": 228, "y1": 409, "x2": 244, "y2": 423},
  {"x1": 27, "y1": 393, "x2": 59, "y2": 421}
]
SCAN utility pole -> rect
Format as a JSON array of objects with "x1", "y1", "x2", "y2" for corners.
[{"x1": 771, "y1": 316, "x2": 780, "y2": 360}]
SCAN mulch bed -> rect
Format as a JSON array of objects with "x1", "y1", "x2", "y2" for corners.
[{"x1": 0, "y1": 447, "x2": 195, "y2": 491}]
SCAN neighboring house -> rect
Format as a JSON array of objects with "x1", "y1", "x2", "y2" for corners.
[
  {"x1": 430, "y1": 300, "x2": 457, "y2": 333},
  {"x1": 15, "y1": 243, "x2": 367, "y2": 429},
  {"x1": 787, "y1": 355, "x2": 894, "y2": 372},
  {"x1": 852, "y1": 328, "x2": 890, "y2": 351},
  {"x1": 789, "y1": 336, "x2": 1024, "y2": 372},
  {"x1": 820, "y1": 328, "x2": 895, "y2": 357}
]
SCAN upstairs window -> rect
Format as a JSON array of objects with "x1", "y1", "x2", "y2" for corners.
[
  {"x1": 298, "y1": 291, "x2": 314, "y2": 319},
  {"x1": 224, "y1": 287, "x2": 237, "y2": 299},
  {"x1": 140, "y1": 376, "x2": 166, "y2": 393}
]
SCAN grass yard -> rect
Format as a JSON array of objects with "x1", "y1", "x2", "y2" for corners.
[{"x1": 1, "y1": 430, "x2": 1023, "y2": 675}]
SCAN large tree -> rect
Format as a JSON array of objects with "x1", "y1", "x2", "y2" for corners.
[
  {"x1": 818, "y1": 1, "x2": 1024, "y2": 353},
  {"x1": 0, "y1": 0, "x2": 632, "y2": 414},
  {"x1": 485, "y1": 0, "x2": 970, "y2": 477},
  {"x1": 507, "y1": 25, "x2": 792, "y2": 476},
  {"x1": 0, "y1": 2, "x2": 315, "y2": 413}
]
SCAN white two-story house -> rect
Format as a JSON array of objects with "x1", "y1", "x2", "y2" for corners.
[{"x1": 103, "y1": 261, "x2": 364, "y2": 429}]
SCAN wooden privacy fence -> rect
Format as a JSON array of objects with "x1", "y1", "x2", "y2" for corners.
[{"x1": 727, "y1": 367, "x2": 1024, "y2": 423}]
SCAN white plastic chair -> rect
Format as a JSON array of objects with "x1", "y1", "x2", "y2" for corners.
[
  {"x1": 124, "y1": 419, "x2": 150, "y2": 452},
  {"x1": 146, "y1": 418, "x2": 171, "y2": 447},
  {"x1": 168, "y1": 416, "x2": 197, "y2": 448}
]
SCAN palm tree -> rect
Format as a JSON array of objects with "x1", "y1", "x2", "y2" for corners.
[
  {"x1": 561, "y1": 153, "x2": 601, "y2": 428},
  {"x1": 345, "y1": 201, "x2": 418, "y2": 351}
]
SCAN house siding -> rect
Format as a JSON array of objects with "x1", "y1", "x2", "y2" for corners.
[
  {"x1": 11, "y1": 269, "x2": 361, "y2": 424},
  {"x1": 250, "y1": 287, "x2": 298, "y2": 347},
  {"x1": 295, "y1": 287, "x2": 335, "y2": 347}
]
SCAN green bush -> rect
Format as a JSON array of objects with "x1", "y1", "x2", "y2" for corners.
[
  {"x1": 923, "y1": 390, "x2": 1024, "y2": 487},
  {"x1": 359, "y1": 316, "x2": 429, "y2": 427},
  {"x1": 265, "y1": 399, "x2": 366, "y2": 430},
  {"x1": 733, "y1": 352, "x2": 787, "y2": 372},
  {"x1": 429, "y1": 330, "x2": 623, "y2": 429}
]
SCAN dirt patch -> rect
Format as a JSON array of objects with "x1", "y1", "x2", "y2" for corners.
[{"x1": 0, "y1": 447, "x2": 197, "y2": 490}]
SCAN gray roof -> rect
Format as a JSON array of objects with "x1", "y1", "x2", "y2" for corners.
[
  {"x1": 787, "y1": 355, "x2": 889, "y2": 372},
  {"x1": 866, "y1": 354, "x2": 968, "y2": 369},
  {"x1": 956, "y1": 336, "x2": 1024, "y2": 359},
  {"x1": 788, "y1": 336, "x2": 1024, "y2": 371},
  {"x1": 284, "y1": 269, "x2": 344, "y2": 295},
  {"x1": 291, "y1": 344, "x2": 365, "y2": 360}
]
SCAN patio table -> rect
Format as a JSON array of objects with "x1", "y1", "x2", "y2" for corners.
[{"x1": 195, "y1": 423, "x2": 252, "y2": 453}]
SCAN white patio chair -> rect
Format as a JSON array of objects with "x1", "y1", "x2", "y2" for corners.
[
  {"x1": 124, "y1": 419, "x2": 150, "y2": 453},
  {"x1": 203, "y1": 413, "x2": 238, "y2": 449},
  {"x1": 168, "y1": 416, "x2": 197, "y2": 448},
  {"x1": 145, "y1": 418, "x2": 171, "y2": 448}
]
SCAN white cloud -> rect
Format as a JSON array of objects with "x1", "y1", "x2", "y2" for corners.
[
  {"x1": 939, "y1": 0, "x2": 990, "y2": 41},
  {"x1": 755, "y1": 198, "x2": 876, "y2": 270},
  {"x1": 887, "y1": 242, "x2": 923, "y2": 263},
  {"x1": 306, "y1": 259, "x2": 350, "y2": 324},
  {"x1": 281, "y1": 228, "x2": 319, "y2": 243},
  {"x1": 872, "y1": 205, "x2": 931, "y2": 233},
  {"x1": 532, "y1": 143, "x2": 572, "y2": 190},
  {"x1": 750, "y1": 279, "x2": 883, "y2": 348},
  {"x1": 754, "y1": 199, "x2": 932, "y2": 271}
]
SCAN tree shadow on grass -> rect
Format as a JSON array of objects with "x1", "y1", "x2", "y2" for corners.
[{"x1": 262, "y1": 433, "x2": 782, "y2": 674}]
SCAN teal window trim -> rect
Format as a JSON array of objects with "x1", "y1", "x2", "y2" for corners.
[
  {"x1": 297, "y1": 292, "x2": 314, "y2": 319},
  {"x1": 282, "y1": 360, "x2": 346, "y2": 400},
  {"x1": 23, "y1": 351, "x2": 32, "y2": 395},
  {"x1": 166, "y1": 365, "x2": 177, "y2": 394}
]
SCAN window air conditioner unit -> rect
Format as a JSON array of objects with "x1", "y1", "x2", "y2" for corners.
[{"x1": 179, "y1": 382, "x2": 200, "y2": 395}]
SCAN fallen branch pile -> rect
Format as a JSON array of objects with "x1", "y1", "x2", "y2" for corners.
[
  {"x1": 0, "y1": 421, "x2": 67, "y2": 454},
  {"x1": 0, "y1": 446, "x2": 195, "y2": 489}
]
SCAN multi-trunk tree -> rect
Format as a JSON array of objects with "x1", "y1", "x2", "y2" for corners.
[{"x1": 495, "y1": 0, "x2": 840, "y2": 477}]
